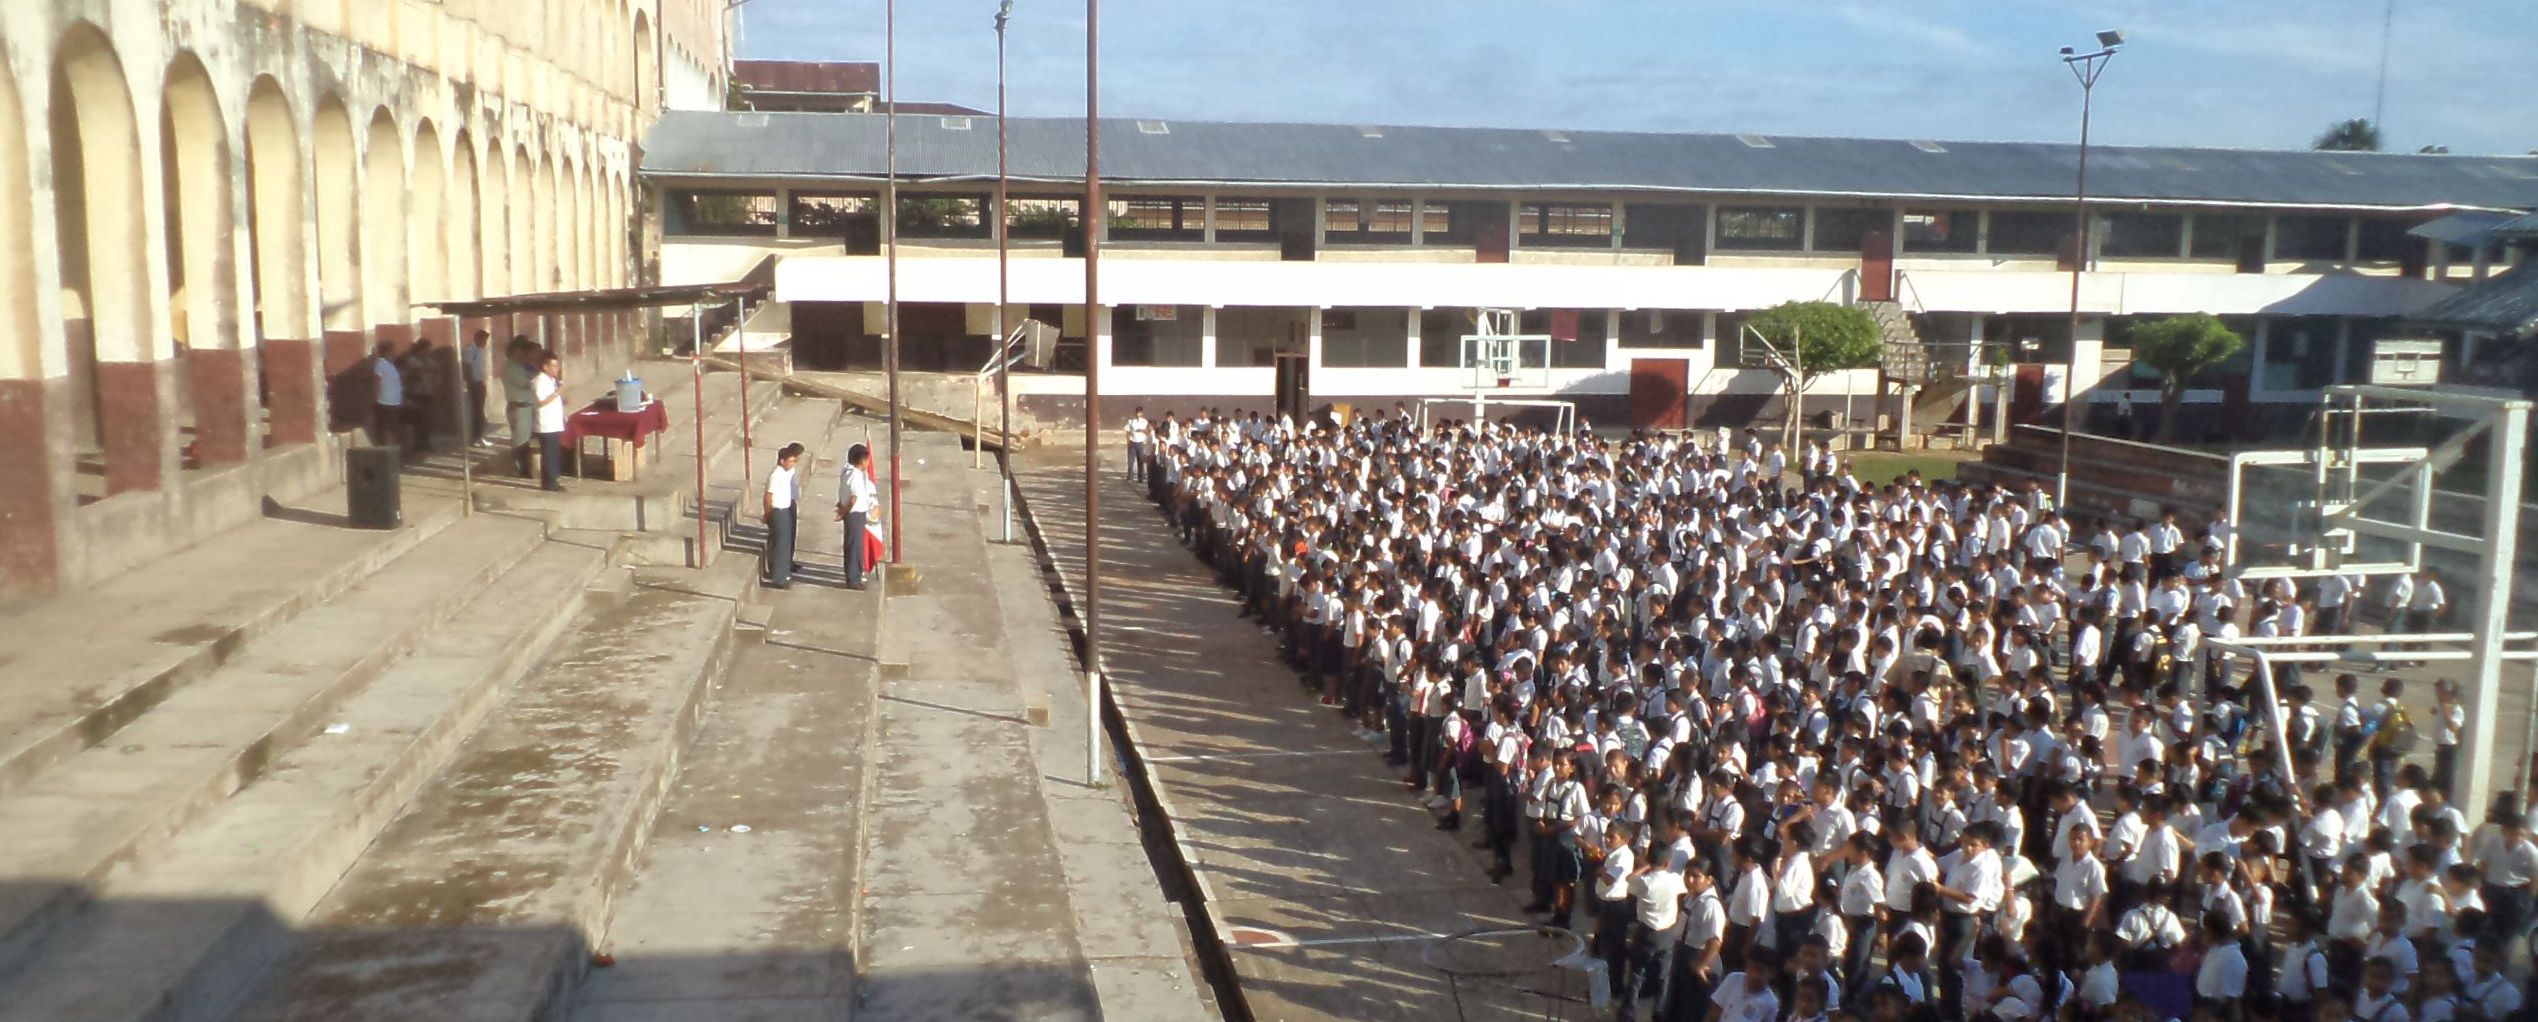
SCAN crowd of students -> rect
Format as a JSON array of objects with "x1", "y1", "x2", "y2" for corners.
[{"x1": 1140, "y1": 406, "x2": 2535, "y2": 1022}]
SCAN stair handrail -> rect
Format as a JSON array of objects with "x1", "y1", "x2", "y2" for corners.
[{"x1": 1893, "y1": 271, "x2": 1931, "y2": 317}]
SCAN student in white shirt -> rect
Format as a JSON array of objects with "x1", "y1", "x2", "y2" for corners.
[
  {"x1": 760, "y1": 442, "x2": 805, "y2": 589},
  {"x1": 834, "y1": 442, "x2": 882, "y2": 589},
  {"x1": 1124, "y1": 407, "x2": 1154, "y2": 483},
  {"x1": 531, "y1": 351, "x2": 567, "y2": 491},
  {"x1": 2192, "y1": 910, "x2": 2248, "y2": 1005}
]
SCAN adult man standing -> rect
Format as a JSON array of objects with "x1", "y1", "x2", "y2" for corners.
[
  {"x1": 762, "y1": 443, "x2": 803, "y2": 590},
  {"x1": 462, "y1": 329, "x2": 492, "y2": 446},
  {"x1": 835, "y1": 442, "x2": 880, "y2": 591},
  {"x1": 369, "y1": 339, "x2": 406, "y2": 452},
  {"x1": 1125, "y1": 406, "x2": 1153, "y2": 484},
  {"x1": 502, "y1": 335, "x2": 539, "y2": 478}
]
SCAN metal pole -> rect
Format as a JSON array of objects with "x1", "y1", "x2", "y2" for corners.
[
  {"x1": 692, "y1": 302, "x2": 709, "y2": 567},
  {"x1": 1084, "y1": 0, "x2": 1105, "y2": 786},
  {"x1": 2458, "y1": 402, "x2": 2529, "y2": 817},
  {"x1": 735, "y1": 295, "x2": 752, "y2": 489},
  {"x1": 996, "y1": 0, "x2": 1015, "y2": 544},
  {"x1": 2059, "y1": 52, "x2": 2106, "y2": 508},
  {"x1": 457, "y1": 330, "x2": 474, "y2": 517},
  {"x1": 884, "y1": 0, "x2": 904, "y2": 563}
]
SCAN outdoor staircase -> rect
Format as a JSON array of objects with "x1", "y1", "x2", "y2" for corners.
[{"x1": 0, "y1": 381, "x2": 826, "y2": 1020}]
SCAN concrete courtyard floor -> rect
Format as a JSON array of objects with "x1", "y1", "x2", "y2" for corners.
[{"x1": 1017, "y1": 446, "x2": 1585, "y2": 1022}]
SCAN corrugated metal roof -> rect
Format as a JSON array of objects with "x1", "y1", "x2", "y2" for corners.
[
  {"x1": 2409, "y1": 210, "x2": 2520, "y2": 245},
  {"x1": 639, "y1": 111, "x2": 2538, "y2": 211},
  {"x1": 2494, "y1": 211, "x2": 2538, "y2": 236},
  {"x1": 2411, "y1": 262, "x2": 2538, "y2": 333},
  {"x1": 731, "y1": 60, "x2": 878, "y2": 96}
]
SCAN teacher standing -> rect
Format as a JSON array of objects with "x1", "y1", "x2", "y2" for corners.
[{"x1": 835, "y1": 443, "x2": 879, "y2": 591}]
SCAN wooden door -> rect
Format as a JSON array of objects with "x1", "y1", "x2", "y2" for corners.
[
  {"x1": 2011, "y1": 363, "x2": 2046, "y2": 424},
  {"x1": 1629, "y1": 358, "x2": 1689, "y2": 430},
  {"x1": 1474, "y1": 214, "x2": 1510, "y2": 264},
  {"x1": 1860, "y1": 229, "x2": 1894, "y2": 302}
]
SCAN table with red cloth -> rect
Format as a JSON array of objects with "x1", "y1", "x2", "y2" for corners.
[{"x1": 563, "y1": 397, "x2": 668, "y2": 481}]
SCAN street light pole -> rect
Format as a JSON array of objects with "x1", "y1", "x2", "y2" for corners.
[
  {"x1": 1084, "y1": 0, "x2": 1105, "y2": 786},
  {"x1": 884, "y1": 0, "x2": 905, "y2": 563},
  {"x1": 996, "y1": 0, "x2": 1015, "y2": 544},
  {"x1": 2057, "y1": 31, "x2": 2121, "y2": 510}
]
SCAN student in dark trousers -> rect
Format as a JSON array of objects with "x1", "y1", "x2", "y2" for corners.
[
  {"x1": 762, "y1": 443, "x2": 804, "y2": 590},
  {"x1": 835, "y1": 443, "x2": 879, "y2": 590},
  {"x1": 462, "y1": 329, "x2": 492, "y2": 446},
  {"x1": 531, "y1": 350, "x2": 566, "y2": 491}
]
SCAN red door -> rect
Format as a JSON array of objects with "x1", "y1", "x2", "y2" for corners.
[
  {"x1": 1629, "y1": 358, "x2": 1689, "y2": 430},
  {"x1": 2011, "y1": 364, "x2": 2046, "y2": 424},
  {"x1": 1860, "y1": 229, "x2": 1894, "y2": 302},
  {"x1": 1475, "y1": 216, "x2": 1510, "y2": 264}
]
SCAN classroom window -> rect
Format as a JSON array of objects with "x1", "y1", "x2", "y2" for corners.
[
  {"x1": 1107, "y1": 196, "x2": 1204, "y2": 241},
  {"x1": 667, "y1": 189, "x2": 780, "y2": 236},
  {"x1": 1417, "y1": 202, "x2": 1452, "y2": 240},
  {"x1": 1110, "y1": 305, "x2": 1202, "y2": 366},
  {"x1": 1213, "y1": 198, "x2": 1274, "y2": 242},
  {"x1": 2354, "y1": 218, "x2": 2415, "y2": 263},
  {"x1": 2191, "y1": 213, "x2": 2267, "y2": 260},
  {"x1": 1900, "y1": 210, "x2": 1979, "y2": 253},
  {"x1": 787, "y1": 193, "x2": 876, "y2": 234},
  {"x1": 1811, "y1": 208, "x2": 1888, "y2": 254},
  {"x1": 896, "y1": 194, "x2": 991, "y2": 239},
  {"x1": 1419, "y1": 308, "x2": 1467, "y2": 367},
  {"x1": 1005, "y1": 197, "x2": 1081, "y2": 241},
  {"x1": 1986, "y1": 210, "x2": 2069, "y2": 255},
  {"x1": 1520, "y1": 203, "x2": 1615, "y2": 248},
  {"x1": 1325, "y1": 198, "x2": 1415, "y2": 244},
  {"x1": 1318, "y1": 308, "x2": 1410, "y2": 368},
  {"x1": 2273, "y1": 214, "x2": 2352, "y2": 261},
  {"x1": 1713, "y1": 207, "x2": 1804, "y2": 251},
  {"x1": 2099, "y1": 212, "x2": 2184, "y2": 258},
  {"x1": 1619, "y1": 309, "x2": 1705, "y2": 349},
  {"x1": 1521, "y1": 310, "x2": 1610, "y2": 368}
]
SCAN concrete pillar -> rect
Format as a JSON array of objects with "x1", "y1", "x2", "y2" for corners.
[
  {"x1": 418, "y1": 317, "x2": 459, "y2": 445},
  {"x1": 186, "y1": 345, "x2": 250, "y2": 466},
  {"x1": 266, "y1": 338, "x2": 319, "y2": 445},
  {"x1": 322, "y1": 328, "x2": 369, "y2": 434},
  {"x1": 0, "y1": 378, "x2": 61, "y2": 590},
  {"x1": 95, "y1": 356, "x2": 165, "y2": 495},
  {"x1": 2069, "y1": 316, "x2": 2105, "y2": 406},
  {"x1": 1200, "y1": 307, "x2": 1218, "y2": 369}
]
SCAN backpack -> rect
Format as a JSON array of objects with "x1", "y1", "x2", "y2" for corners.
[
  {"x1": 1453, "y1": 721, "x2": 1481, "y2": 776},
  {"x1": 1614, "y1": 718, "x2": 1652, "y2": 762},
  {"x1": 2374, "y1": 705, "x2": 2421, "y2": 756}
]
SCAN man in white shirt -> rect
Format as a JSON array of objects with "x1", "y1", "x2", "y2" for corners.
[
  {"x1": 834, "y1": 442, "x2": 882, "y2": 589},
  {"x1": 1617, "y1": 859, "x2": 1689, "y2": 1021},
  {"x1": 1124, "y1": 407, "x2": 1154, "y2": 484},
  {"x1": 761, "y1": 443, "x2": 804, "y2": 589}
]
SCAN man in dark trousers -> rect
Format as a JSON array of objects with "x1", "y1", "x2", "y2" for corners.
[
  {"x1": 762, "y1": 443, "x2": 804, "y2": 590},
  {"x1": 462, "y1": 329, "x2": 493, "y2": 446},
  {"x1": 835, "y1": 442, "x2": 879, "y2": 590}
]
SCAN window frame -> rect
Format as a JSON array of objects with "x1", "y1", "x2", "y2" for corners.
[
  {"x1": 667, "y1": 189, "x2": 783, "y2": 237},
  {"x1": 1519, "y1": 202, "x2": 1617, "y2": 249},
  {"x1": 1713, "y1": 206, "x2": 1806, "y2": 252}
]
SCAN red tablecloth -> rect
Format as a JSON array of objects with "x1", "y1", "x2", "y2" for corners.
[{"x1": 564, "y1": 397, "x2": 669, "y2": 447}]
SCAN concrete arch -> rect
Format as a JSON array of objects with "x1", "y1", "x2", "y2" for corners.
[
  {"x1": 633, "y1": 11, "x2": 655, "y2": 112},
  {"x1": 478, "y1": 134, "x2": 509, "y2": 297},
  {"x1": 242, "y1": 76, "x2": 318, "y2": 446},
  {"x1": 508, "y1": 144, "x2": 534, "y2": 294},
  {"x1": 361, "y1": 110, "x2": 407, "y2": 327},
  {"x1": 408, "y1": 119, "x2": 446, "y2": 304},
  {"x1": 532, "y1": 152, "x2": 557, "y2": 291},
  {"x1": 311, "y1": 95, "x2": 360, "y2": 332},
  {"x1": 51, "y1": 23, "x2": 162, "y2": 495},
  {"x1": 160, "y1": 53, "x2": 235, "y2": 353},
  {"x1": 0, "y1": 53, "x2": 39, "y2": 382},
  {"x1": 449, "y1": 129, "x2": 483, "y2": 301}
]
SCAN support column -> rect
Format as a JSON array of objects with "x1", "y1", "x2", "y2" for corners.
[
  {"x1": 1404, "y1": 309, "x2": 1420, "y2": 369},
  {"x1": 0, "y1": 377, "x2": 62, "y2": 592},
  {"x1": 95, "y1": 357, "x2": 165, "y2": 495},
  {"x1": 322, "y1": 328, "x2": 369, "y2": 434},
  {"x1": 265, "y1": 338, "x2": 319, "y2": 445},
  {"x1": 2459, "y1": 404, "x2": 2530, "y2": 815},
  {"x1": 186, "y1": 345, "x2": 249, "y2": 466},
  {"x1": 1199, "y1": 307, "x2": 1218, "y2": 369},
  {"x1": 2068, "y1": 316, "x2": 2105, "y2": 408},
  {"x1": 418, "y1": 317, "x2": 459, "y2": 446}
]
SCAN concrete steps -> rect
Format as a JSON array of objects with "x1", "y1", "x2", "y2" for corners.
[
  {"x1": 0, "y1": 513, "x2": 549, "y2": 979},
  {"x1": 227, "y1": 555, "x2": 755, "y2": 1022},
  {"x1": 0, "y1": 540, "x2": 611, "y2": 1021},
  {"x1": 0, "y1": 498, "x2": 462, "y2": 802},
  {"x1": 472, "y1": 367, "x2": 784, "y2": 539}
]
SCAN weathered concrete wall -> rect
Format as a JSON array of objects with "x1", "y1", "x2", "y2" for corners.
[{"x1": 0, "y1": 0, "x2": 722, "y2": 596}]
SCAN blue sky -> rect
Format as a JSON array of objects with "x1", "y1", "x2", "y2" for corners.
[{"x1": 735, "y1": 0, "x2": 2538, "y2": 155}]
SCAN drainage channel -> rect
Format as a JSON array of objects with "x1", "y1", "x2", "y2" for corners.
[{"x1": 1001, "y1": 465, "x2": 1255, "y2": 1022}]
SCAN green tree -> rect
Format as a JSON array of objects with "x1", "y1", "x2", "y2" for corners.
[
  {"x1": 2127, "y1": 314, "x2": 2245, "y2": 441},
  {"x1": 2314, "y1": 118, "x2": 2382, "y2": 152},
  {"x1": 1743, "y1": 301, "x2": 1881, "y2": 447}
]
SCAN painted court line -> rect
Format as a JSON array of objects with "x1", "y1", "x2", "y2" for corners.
[{"x1": 1143, "y1": 748, "x2": 1375, "y2": 764}]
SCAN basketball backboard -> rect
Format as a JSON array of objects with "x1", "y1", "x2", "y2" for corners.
[{"x1": 1459, "y1": 333, "x2": 1553, "y2": 392}]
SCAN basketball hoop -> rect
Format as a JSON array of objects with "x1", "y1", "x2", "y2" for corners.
[{"x1": 1421, "y1": 925, "x2": 1600, "y2": 1021}]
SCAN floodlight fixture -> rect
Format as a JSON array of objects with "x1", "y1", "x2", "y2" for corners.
[{"x1": 2096, "y1": 29, "x2": 2125, "y2": 49}]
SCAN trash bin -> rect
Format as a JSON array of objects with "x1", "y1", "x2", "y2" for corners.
[{"x1": 346, "y1": 446, "x2": 403, "y2": 530}]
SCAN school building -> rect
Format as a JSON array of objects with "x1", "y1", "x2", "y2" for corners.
[{"x1": 641, "y1": 111, "x2": 2538, "y2": 430}]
